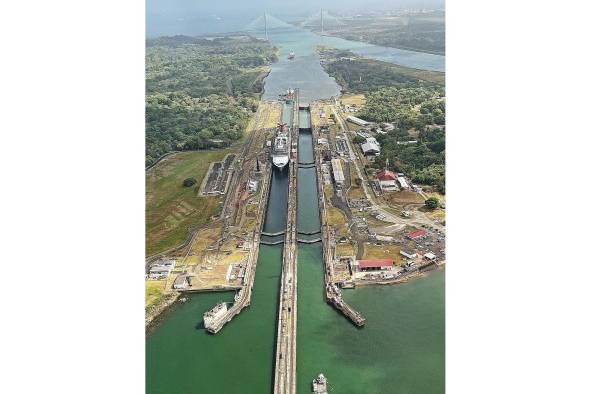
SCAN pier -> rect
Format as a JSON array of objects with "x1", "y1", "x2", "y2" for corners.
[
  {"x1": 204, "y1": 162, "x2": 273, "y2": 334},
  {"x1": 313, "y1": 126, "x2": 366, "y2": 327},
  {"x1": 273, "y1": 97, "x2": 299, "y2": 394}
]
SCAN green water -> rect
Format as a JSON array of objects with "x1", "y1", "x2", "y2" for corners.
[
  {"x1": 147, "y1": 44, "x2": 444, "y2": 394},
  {"x1": 296, "y1": 244, "x2": 445, "y2": 393},
  {"x1": 146, "y1": 245, "x2": 283, "y2": 393},
  {"x1": 294, "y1": 120, "x2": 444, "y2": 393}
]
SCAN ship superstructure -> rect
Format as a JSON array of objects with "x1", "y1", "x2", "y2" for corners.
[
  {"x1": 312, "y1": 374, "x2": 328, "y2": 394},
  {"x1": 272, "y1": 122, "x2": 290, "y2": 170},
  {"x1": 203, "y1": 302, "x2": 228, "y2": 331}
]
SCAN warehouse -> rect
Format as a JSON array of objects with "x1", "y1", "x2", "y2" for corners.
[
  {"x1": 331, "y1": 158, "x2": 345, "y2": 187},
  {"x1": 352, "y1": 259, "x2": 394, "y2": 272},
  {"x1": 361, "y1": 141, "x2": 381, "y2": 155},
  {"x1": 347, "y1": 115, "x2": 370, "y2": 127}
]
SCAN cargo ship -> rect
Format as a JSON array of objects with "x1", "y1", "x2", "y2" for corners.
[{"x1": 272, "y1": 122, "x2": 290, "y2": 170}]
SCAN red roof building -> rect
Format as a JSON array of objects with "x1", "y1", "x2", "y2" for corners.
[
  {"x1": 356, "y1": 259, "x2": 394, "y2": 271},
  {"x1": 376, "y1": 169, "x2": 397, "y2": 181},
  {"x1": 407, "y1": 229, "x2": 427, "y2": 240}
]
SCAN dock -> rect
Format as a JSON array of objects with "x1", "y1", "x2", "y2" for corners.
[
  {"x1": 273, "y1": 95, "x2": 299, "y2": 394},
  {"x1": 313, "y1": 126, "x2": 366, "y2": 327},
  {"x1": 204, "y1": 162, "x2": 273, "y2": 334}
]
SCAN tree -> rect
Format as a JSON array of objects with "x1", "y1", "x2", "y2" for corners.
[
  {"x1": 352, "y1": 135, "x2": 365, "y2": 144},
  {"x1": 425, "y1": 197, "x2": 439, "y2": 210},
  {"x1": 183, "y1": 177, "x2": 197, "y2": 187}
]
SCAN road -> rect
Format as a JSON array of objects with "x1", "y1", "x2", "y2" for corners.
[{"x1": 330, "y1": 105, "x2": 445, "y2": 233}]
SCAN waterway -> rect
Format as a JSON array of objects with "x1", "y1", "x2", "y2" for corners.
[
  {"x1": 260, "y1": 26, "x2": 443, "y2": 104},
  {"x1": 147, "y1": 21, "x2": 444, "y2": 394},
  {"x1": 293, "y1": 108, "x2": 444, "y2": 393}
]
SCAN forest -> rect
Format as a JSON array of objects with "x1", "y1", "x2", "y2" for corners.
[
  {"x1": 320, "y1": 48, "x2": 446, "y2": 193},
  {"x1": 312, "y1": 12, "x2": 445, "y2": 55},
  {"x1": 145, "y1": 36, "x2": 277, "y2": 166}
]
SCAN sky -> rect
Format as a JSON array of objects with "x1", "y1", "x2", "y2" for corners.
[{"x1": 146, "y1": 0, "x2": 445, "y2": 36}]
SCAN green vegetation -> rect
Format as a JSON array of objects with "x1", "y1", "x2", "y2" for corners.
[
  {"x1": 145, "y1": 36, "x2": 277, "y2": 166},
  {"x1": 319, "y1": 48, "x2": 443, "y2": 93},
  {"x1": 425, "y1": 197, "x2": 440, "y2": 210},
  {"x1": 146, "y1": 150, "x2": 231, "y2": 256},
  {"x1": 313, "y1": 12, "x2": 445, "y2": 55},
  {"x1": 182, "y1": 177, "x2": 196, "y2": 187},
  {"x1": 319, "y1": 48, "x2": 445, "y2": 194}
]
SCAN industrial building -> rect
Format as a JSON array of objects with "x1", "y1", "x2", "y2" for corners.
[
  {"x1": 347, "y1": 116, "x2": 370, "y2": 127},
  {"x1": 331, "y1": 158, "x2": 345, "y2": 187},
  {"x1": 407, "y1": 229, "x2": 427, "y2": 240},
  {"x1": 352, "y1": 259, "x2": 394, "y2": 272},
  {"x1": 148, "y1": 259, "x2": 176, "y2": 279},
  {"x1": 400, "y1": 250, "x2": 417, "y2": 259},
  {"x1": 173, "y1": 274, "x2": 192, "y2": 290},
  {"x1": 361, "y1": 140, "x2": 380, "y2": 155},
  {"x1": 424, "y1": 252, "x2": 437, "y2": 261}
]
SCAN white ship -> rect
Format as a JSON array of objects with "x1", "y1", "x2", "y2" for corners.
[
  {"x1": 272, "y1": 122, "x2": 290, "y2": 170},
  {"x1": 203, "y1": 302, "x2": 228, "y2": 331},
  {"x1": 288, "y1": 51, "x2": 295, "y2": 60},
  {"x1": 312, "y1": 373, "x2": 328, "y2": 394}
]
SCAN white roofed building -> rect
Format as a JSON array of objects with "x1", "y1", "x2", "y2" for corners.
[
  {"x1": 361, "y1": 141, "x2": 380, "y2": 155},
  {"x1": 331, "y1": 158, "x2": 345, "y2": 186}
]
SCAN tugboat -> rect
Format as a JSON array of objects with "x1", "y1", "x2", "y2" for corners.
[
  {"x1": 287, "y1": 51, "x2": 295, "y2": 60},
  {"x1": 272, "y1": 122, "x2": 290, "y2": 170},
  {"x1": 312, "y1": 373, "x2": 328, "y2": 394}
]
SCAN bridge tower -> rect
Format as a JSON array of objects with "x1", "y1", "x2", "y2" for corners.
[{"x1": 264, "y1": 11, "x2": 268, "y2": 40}]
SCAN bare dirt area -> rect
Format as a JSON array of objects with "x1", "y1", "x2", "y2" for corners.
[
  {"x1": 340, "y1": 94, "x2": 366, "y2": 107},
  {"x1": 382, "y1": 190, "x2": 425, "y2": 205}
]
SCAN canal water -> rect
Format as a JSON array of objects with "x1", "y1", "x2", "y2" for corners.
[
  {"x1": 294, "y1": 108, "x2": 444, "y2": 393},
  {"x1": 147, "y1": 23, "x2": 444, "y2": 394},
  {"x1": 260, "y1": 26, "x2": 444, "y2": 104}
]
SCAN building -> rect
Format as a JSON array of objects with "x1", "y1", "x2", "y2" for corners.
[
  {"x1": 352, "y1": 259, "x2": 394, "y2": 272},
  {"x1": 407, "y1": 229, "x2": 427, "y2": 240},
  {"x1": 173, "y1": 274, "x2": 192, "y2": 290},
  {"x1": 400, "y1": 250, "x2": 417, "y2": 259},
  {"x1": 361, "y1": 141, "x2": 380, "y2": 155},
  {"x1": 424, "y1": 252, "x2": 437, "y2": 261},
  {"x1": 398, "y1": 177, "x2": 409, "y2": 189},
  {"x1": 248, "y1": 179, "x2": 258, "y2": 192},
  {"x1": 148, "y1": 259, "x2": 175, "y2": 279},
  {"x1": 331, "y1": 158, "x2": 345, "y2": 186},
  {"x1": 347, "y1": 116, "x2": 370, "y2": 127},
  {"x1": 377, "y1": 169, "x2": 397, "y2": 181},
  {"x1": 376, "y1": 169, "x2": 399, "y2": 192},
  {"x1": 382, "y1": 122, "x2": 395, "y2": 131}
]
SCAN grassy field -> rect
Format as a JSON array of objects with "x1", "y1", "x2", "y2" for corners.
[
  {"x1": 362, "y1": 243, "x2": 402, "y2": 265},
  {"x1": 145, "y1": 280, "x2": 166, "y2": 307},
  {"x1": 341, "y1": 94, "x2": 366, "y2": 107},
  {"x1": 146, "y1": 150, "x2": 233, "y2": 256}
]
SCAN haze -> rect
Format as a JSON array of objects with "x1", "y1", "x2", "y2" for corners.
[{"x1": 147, "y1": 0, "x2": 444, "y2": 37}]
